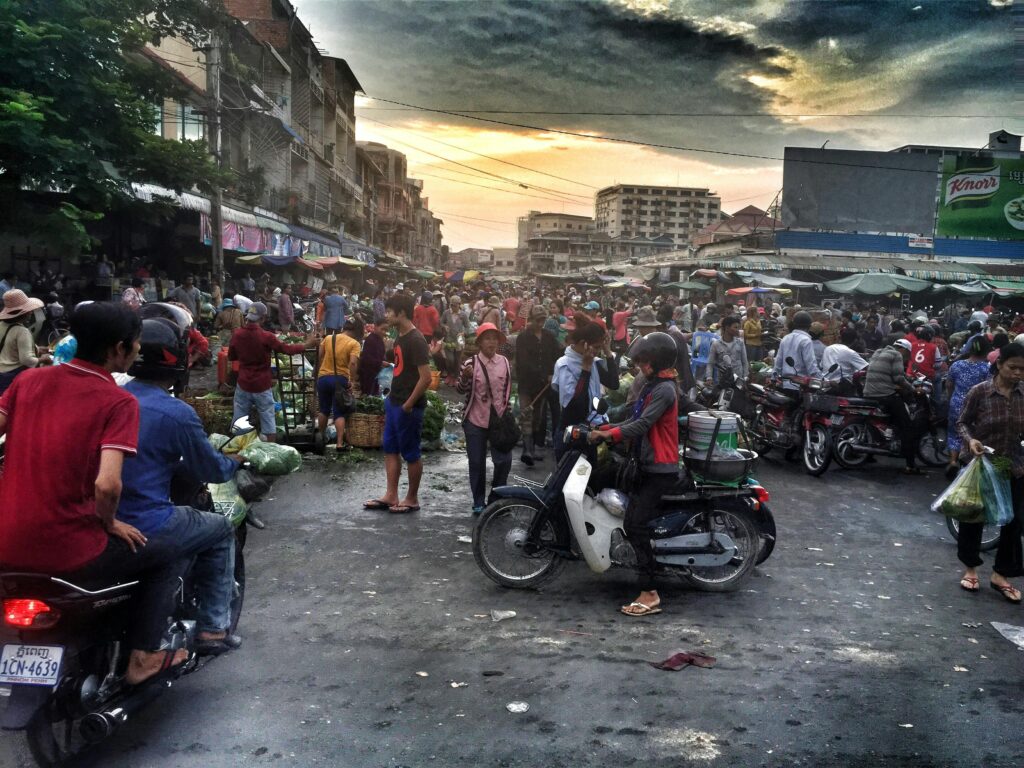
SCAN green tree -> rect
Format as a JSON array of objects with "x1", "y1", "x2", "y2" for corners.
[{"x1": 0, "y1": 0, "x2": 233, "y2": 250}]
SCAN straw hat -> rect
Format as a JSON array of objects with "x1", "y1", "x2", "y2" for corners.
[
  {"x1": 631, "y1": 306, "x2": 661, "y2": 328},
  {"x1": 0, "y1": 289, "x2": 43, "y2": 321}
]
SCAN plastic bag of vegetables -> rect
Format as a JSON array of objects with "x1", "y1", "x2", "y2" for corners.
[{"x1": 240, "y1": 442, "x2": 302, "y2": 475}]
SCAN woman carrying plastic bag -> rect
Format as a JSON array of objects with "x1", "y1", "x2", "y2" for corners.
[{"x1": 955, "y1": 342, "x2": 1024, "y2": 603}]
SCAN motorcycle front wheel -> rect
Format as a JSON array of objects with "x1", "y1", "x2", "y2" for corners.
[
  {"x1": 748, "y1": 412, "x2": 773, "y2": 456},
  {"x1": 833, "y1": 423, "x2": 870, "y2": 469},
  {"x1": 946, "y1": 516, "x2": 1001, "y2": 552},
  {"x1": 682, "y1": 505, "x2": 760, "y2": 592},
  {"x1": 917, "y1": 431, "x2": 950, "y2": 467},
  {"x1": 802, "y1": 424, "x2": 832, "y2": 476},
  {"x1": 473, "y1": 499, "x2": 565, "y2": 589}
]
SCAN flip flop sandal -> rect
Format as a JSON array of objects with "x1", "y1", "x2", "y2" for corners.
[
  {"x1": 960, "y1": 576, "x2": 980, "y2": 593},
  {"x1": 620, "y1": 602, "x2": 662, "y2": 617},
  {"x1": 991, "y1": 582, "x2": 1022, "y2": 604},
  {"x1": 363, "y1": 499, "x2": 393, "y2": 510},
  {"x1": 389, "y1": 504, "x2": 421, "y2": 514}
]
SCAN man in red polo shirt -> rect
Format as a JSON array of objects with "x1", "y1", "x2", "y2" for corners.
[
  {"x1": 228, "y1": 301, "x2": 317, "y2": 441},
  {"x1": 0, "y1": 302, "x2": 187, "y2": 684}
]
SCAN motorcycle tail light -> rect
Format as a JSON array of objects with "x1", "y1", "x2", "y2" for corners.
[
  {"x1": 3, "y1": 599, "x2": 60, "y2": 629},
  {"x1": 750, "y1": 485, "x2": 770, "y2": 505}
]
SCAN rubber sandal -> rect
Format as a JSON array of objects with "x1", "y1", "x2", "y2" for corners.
[
  {"x1": 363, "y1": 499, "x2": 393, "y2": 510},
  {"x1": 389, "y1": 504, "x2": 420, "y2": 514},
  {"x1": 901, "y1": 467, "x2": 926, "y2": 476},
  {"x1": 990, "y1": 582, "x2": 1022, "y2": 604},
  {"x1": 620, "y1": 601, "x2": 662, "y2": 617},
  {"x1": 196, "y1": 634, "x2": 242, "y2": 656},
  {"x1": 960, "y1": 576, "x2": 979, "y2": 593}
]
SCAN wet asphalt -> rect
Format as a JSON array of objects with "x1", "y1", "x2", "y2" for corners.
[{"x1": 4, "y1": 435, "x2": 1024, "y2": 767}]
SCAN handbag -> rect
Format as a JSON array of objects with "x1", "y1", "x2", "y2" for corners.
[
  {"x1": 331, "y1": 332, "x2": 356, "y2": 413},
  {"x1": 477, "y1": 354, "x2": 521, "y2": 452}
]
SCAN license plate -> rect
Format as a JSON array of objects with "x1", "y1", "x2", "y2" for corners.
[
  {"x1": 0, "y1": 645, "x2": 64, "y2": 686},
  {"x1": 830, "y1": 415, "x2": 845, "y2": 426}
]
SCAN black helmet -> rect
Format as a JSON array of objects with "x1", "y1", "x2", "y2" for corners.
[
  {"x1": 140, "y1": 301, "x2": 192, "y2": 333},
  {"x1": 632, "y1": 331, "x2": 677, "y2": 373},
  {"x1": 791, "y1": 310, "x2": 812, "y2": 330},
  {"x1": 129, "y1": 317, "x2": 188, "y2": 379}
]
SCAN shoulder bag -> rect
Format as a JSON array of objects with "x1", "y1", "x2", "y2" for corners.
[
  {"x1": 332, "y1": 332, "x2": 356, "y2": 413},
  {"x1": 478, "y1": 355, "x2": 521, "y2": 452}
]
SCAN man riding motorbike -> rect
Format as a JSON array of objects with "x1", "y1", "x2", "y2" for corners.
[
  {"x1": 773, "y1": 310, "x2": 823, "y2": 388},
  {"x1": 119, "y1": 312, "x2": 246, "y2": 655},
  {"x1": 588, "y1": 332, "x2": 680, "y2": 618},
  {"x1": 863, "y1": 338, "x2": 924, "y2": 475}
]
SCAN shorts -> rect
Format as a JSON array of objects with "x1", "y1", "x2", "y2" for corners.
[
  {"x1": 317, "y1": 374, "x2": 354, "y2": 418},
  {"x1": 383, "y1": 397, "x2": 425, "y2": 462},
  {"x1": 233, "y1": 387, "x2": 276, "y2": 436}
]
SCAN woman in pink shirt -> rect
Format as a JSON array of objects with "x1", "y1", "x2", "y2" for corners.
[
  {"x1": 611, "y1": 299, "x2": 633, "y2": 355},
  {"x1": 457, "y1": 323, "x2": 513, "y2": 514}
]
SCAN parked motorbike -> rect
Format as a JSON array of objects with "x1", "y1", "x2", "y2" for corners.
[
  {"x1": 694, "y1": 356, "x2": 753, "y2": 418},
  {"x1": 472, "y1": 400, "x2": 775, "y2": 594},
  {"x1": 0, "y1": 418, "x2": 266, "y2": 767},
  {"x1": 831, "y1": 375, "x2": 949, "y2": 470}
]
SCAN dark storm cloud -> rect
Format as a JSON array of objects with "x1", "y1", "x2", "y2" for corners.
[{"x1": 308, "y1": 0, "x2": 806, "y2": 162}]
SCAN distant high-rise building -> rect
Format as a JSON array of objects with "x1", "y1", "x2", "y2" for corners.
[{"x1": 594, "y1": 185, "x2": 723, "y2": 244}]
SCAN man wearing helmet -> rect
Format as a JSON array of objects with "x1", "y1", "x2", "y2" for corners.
[
  {"x1": 863, "y1": 338, "x2": 924, "y2": 474},
  {"x1": 119, "y1": 307, "x2": 247, "y2": 655},
  {"x1": 589, "y1": 332, "x2": 680, "y2": 618},
  {"x1": 773, "y1": 310, "x2": 822, "y2": 388}
]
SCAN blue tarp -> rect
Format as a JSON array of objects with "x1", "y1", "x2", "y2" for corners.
[{"x1": 287, "y1": 224, "x2": 343, "y2": 259}]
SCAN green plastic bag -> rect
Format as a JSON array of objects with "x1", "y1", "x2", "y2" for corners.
[
  {"x1": 931, "y1": 458, "x2": 985, "y2": 523},
  {"x1": 240, "y1": 441, "x2": 302, "y2": 475}
]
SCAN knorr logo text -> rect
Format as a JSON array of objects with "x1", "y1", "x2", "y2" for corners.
[{"x1": 945, "y1": 168, "x2": 1000, "y2": 205}]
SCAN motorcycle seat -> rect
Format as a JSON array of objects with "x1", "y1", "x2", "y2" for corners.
[
  {"x1": 841, "y1": 397, "x2": 879, "y2": 408},
  {"x1": 766, "y1": 391, "x2": 798, "y2": 406}
]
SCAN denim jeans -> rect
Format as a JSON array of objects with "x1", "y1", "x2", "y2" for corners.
[
  {"x1": 233, "y1": 387, "x2": 276, "y2": 436},
  {"x1": 463, "y1": 420, "x2": 512, "y2": 509},
  {"x1": 136, "y1": 507, "x2": 235, "y2": 634}
]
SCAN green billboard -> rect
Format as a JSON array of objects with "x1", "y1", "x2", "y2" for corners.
[{"x1": 936, "y1": 156, "x2": 1024, "y2": 240}]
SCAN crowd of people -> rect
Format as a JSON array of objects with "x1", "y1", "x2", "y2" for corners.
[{"x1": 3, "y1": 268, "x2": 1024, "y2": 621}]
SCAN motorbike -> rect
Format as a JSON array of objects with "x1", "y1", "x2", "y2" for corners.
[
  {"x1": 0, "y1": 418, "x2": 267, "y2": 767},
  {"x1": 830, "y1": 375, "x2": 949, "y2": 470},
  {"x1": 745, "y1": 356, "x2": 817, "y2": 458},
  {"x1": 694, "y1": 356, "x2": 753, "y2": 418},
  {"x1": 472, "y1": 399, "x2": 775, "y2": 594}
]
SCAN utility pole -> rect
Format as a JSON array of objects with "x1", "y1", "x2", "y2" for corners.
[{"x1": 205, "y1": 34, "x2": 224, "y2": 284}]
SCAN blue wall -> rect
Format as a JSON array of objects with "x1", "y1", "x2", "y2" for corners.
[{"x1": 776, "y1": 230, "x2": 1024, "y2": 261}]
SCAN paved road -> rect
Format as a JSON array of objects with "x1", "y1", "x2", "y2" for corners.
[{"x1": 4, "y1": 447, "x2": 1024, "y2": 768}]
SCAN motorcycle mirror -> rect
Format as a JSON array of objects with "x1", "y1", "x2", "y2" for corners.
[
  {"x1": 592, "y1": 397, "x2": 609, "y2": 415},
  {"x1": 785, "y1": 356, "x2": 796, "y2": 367},
  {"x1": 828, "y1": 363, "x2": 840, "y2": 373}
]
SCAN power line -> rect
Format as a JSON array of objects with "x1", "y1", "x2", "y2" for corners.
[
  {"x1": 360, "y1": 114, "x2": 597, "y2": 190},
  {"x1": 358, "y1": 107, "x2": 1015, "y2": 120},
  {"x1": 358, "y1": 121, "x2": 592, "y2": 204},
  {"x1": 413, "y1": 170, "x2": 592, "y2": 207},
  {"x1": 432, "y1": 210, "x2": 516, "y2": 225},
  {"x1": 366, "y1": 96, "x2": 1022, "y2": 177}
]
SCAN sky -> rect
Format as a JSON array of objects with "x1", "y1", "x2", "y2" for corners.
[{"x1": 299, "y1": 0, "x2": 1020, "y2": 251}]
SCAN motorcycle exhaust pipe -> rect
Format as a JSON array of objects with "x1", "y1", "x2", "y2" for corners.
[
  {"x1": 842, "y1": 443, "x2": 890, "y2": 456},
  {"x1": 79, "y1": 680, "x2": 170, "y2": 743}
]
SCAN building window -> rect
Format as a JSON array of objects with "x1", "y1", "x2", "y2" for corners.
[{"x1": 179, "y1": 103, "x2": 205, "y2": 142}]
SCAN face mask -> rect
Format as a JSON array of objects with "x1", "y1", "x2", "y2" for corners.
[{"x1": 852, "y1": 314, "x2": 861, "y2": 322}]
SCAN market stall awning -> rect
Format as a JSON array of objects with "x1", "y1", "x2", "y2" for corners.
[
  {"x1": 662, "y1": 280, "x2": 712, "y2": 291},
  {"x1": 734, "y1": 271, "x2": 821, "y2": 289},
  {"x1": 824, "y1": 273, "x2": 933, "y2": 295},
  {"x1": 726, "y1": 286, "x2": 791, "y2": 296},
  {"x1": 931, "y1": 281, "x2": 993, "y2": 296},
  {"x1": 294, "y1": 257, "x2": 324, "y2": 271},
  {"x1": 288, "y1": 224, "x2": 343, "y2": 258}
]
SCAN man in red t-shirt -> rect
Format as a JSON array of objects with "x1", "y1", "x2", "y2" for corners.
[
  {"x1": 611, "y1": 300, "x2": 634, "y2": 354},
  {"x1": 228, "y1": 301, "x2": 316, "y2": 441},
  {"x1": 0, "y1": 302, "x2": 190, "y2": 684},
  {"x1": 503, "y1": 292, "x2": 522, "y2": 333},
  {"x1": 412, "y1": 291, "x2": 441, "y2": 339}
]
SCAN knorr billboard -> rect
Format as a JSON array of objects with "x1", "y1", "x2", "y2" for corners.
[{"x1": 937, "y1": 156, "x2": 1024, "y2": 240}]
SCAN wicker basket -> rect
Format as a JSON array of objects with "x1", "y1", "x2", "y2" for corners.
[
  {"x1": 347, "y1": 412, "x2": 384, "y2": 448},
  {"x1": 429, "y1": 370, "x2": 441, "y2": 390},
  {"x1": 184, "y1": 394, "x2": 235, "y2": 435}
]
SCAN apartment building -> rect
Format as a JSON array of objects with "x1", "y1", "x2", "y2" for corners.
[{"x1": 594, "y1": 185, "x2": 723, "y2": 243}]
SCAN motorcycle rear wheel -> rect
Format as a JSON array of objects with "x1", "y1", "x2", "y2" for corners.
[
  {"x1": 26, "y1": 702, "x2": 88, "y2": 768},
  {"x1": 682, "y1": 506, "x2": 760, "y2": 592},
  {"x1": 473, "y1": 499, "x2": 565, "y2": 589},
  {"x1": 833, "y1": 423, "x2": 870, "y2": 469},
  {"x1": 802, "y1": 424, "x2": 832, "y2": 476},
  {"x1": 748, "y1": 412, "x2": 773, "y2": 456}
]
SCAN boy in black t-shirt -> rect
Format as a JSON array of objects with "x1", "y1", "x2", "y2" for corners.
[{"x1": 364, "y1": 294, "x2": 432, "y2": 514}]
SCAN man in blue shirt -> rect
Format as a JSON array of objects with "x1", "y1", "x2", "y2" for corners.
[
  {"x1": 119, "y1": 314, "x2": 244, "y2": 655},
  {"x1": 322, "y1": 285, "x2": 349, "y2": 333},
  {"x1": 773, "y1": 310, "x2": 823, "y2": 388}
]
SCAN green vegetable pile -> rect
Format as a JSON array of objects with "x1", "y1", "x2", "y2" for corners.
[
  {"x1": 355, "y1": 395, "x2": 385, "y2": 415},
  {"x1": 422, "y1": 391, "x2": 446, "y2": 442}
]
